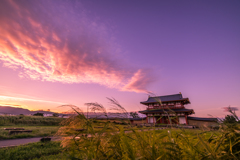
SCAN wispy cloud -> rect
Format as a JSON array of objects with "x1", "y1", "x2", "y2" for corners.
[
  {"x1": 0, "y1": 95, "x2": 65, "y2": 104},
  {"x1": 122, "y1": 69, "x2": 156, "y2": 93},
  {"x1": 0, "y1": 0, "x2": 154, "y2": 93}
]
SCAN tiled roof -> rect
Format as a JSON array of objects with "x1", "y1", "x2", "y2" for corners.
[
  {"x1": 140, "y1": 94, "x2": 190, "y2": 104},
  {"x1": 188, "y1": 117, "x2": 218, "y2": 122}
]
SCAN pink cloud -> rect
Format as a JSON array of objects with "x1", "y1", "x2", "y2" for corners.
[
  {"x1": 0, "y1": 0, "x2": 154, "y2": 93},
  {"x1": 122, "y1": 69, "x2": 156, "y2": 93}
]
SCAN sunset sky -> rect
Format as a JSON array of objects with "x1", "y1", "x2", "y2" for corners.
[{"x1": 0, "y1": 0, "x2": 239, "y2": 117}]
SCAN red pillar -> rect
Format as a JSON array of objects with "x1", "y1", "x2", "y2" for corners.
[
  {"x1": 185, "y1": 114, "x2": 188, "y2": 125},
  {"x1": 146, "y1": 115, "x2": 148, "y2": 123},
  {"x1": 176, "y1": 116, "x2": 179, "y2": 124}
]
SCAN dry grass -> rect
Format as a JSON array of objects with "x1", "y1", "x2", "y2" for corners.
[{"x1": 56, "y1": 98, "x2": 240, "y2": 159}]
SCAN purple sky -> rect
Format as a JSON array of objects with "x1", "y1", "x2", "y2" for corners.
[{"x1": 0, "y1": 0, "x2": 239, "y2": 117}]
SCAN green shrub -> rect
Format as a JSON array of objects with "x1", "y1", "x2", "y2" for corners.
[
  {"x1": 224, "y1": 115, "x2": 237, "y2": 124},
  {"x1": 33, "y1": 113, "x2": 44, "y2": 116}
]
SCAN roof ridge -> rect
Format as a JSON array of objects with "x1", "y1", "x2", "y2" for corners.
[{"x1": 150, "y1": 93, "x2": 181, "y2": 98}]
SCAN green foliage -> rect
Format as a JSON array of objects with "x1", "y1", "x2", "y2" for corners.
[
  {"x1": 223, "y1": 115, "x2": 237, "y2": 124},
  {"x1": 32, "y1": 153, "x2": 68, "y2": 160},
  {"x1": 33, "y1": 112, "x2": 44, "y2": 116},
  {"x1": 130, "y1": 112, "x2": 139, "y2": 118},
  {"x1": 53, "y1": 113, "x2": 59, "y2": 117},
  {"x1": 0, "y1": 141, "x2": 62, "y2": 160}
]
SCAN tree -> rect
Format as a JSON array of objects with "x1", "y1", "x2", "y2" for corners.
[
  {"x1": 130, "y1": 112, "x2": 139, "y2": 118},
  {"x1": 223, "y1": 115, "x2": 237, "y2": 124},
  {"x1": 19, "y1": 114, "x2": 24, "y2": 119},
  {"x1": 33, "y1": 112, "x2": 43, "y2": 116},
  {"x1": 223, "y1": 106, "x2": 239, "y2": 124},
  {"x1": 53, "y1": 113, "x2": 59, "y2": 117}
]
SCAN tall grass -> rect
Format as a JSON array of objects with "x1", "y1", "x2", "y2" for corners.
[{"x1": 57, "y1": 98, "x2": 240, "y2": 159}]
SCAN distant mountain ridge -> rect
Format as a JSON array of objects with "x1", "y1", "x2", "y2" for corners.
[
  {"x1": 0, "y1": 106, "x2": 56, "y2": 115},
  {"x1": 0, "y1": 106, "x2": 32, "y2": 115},
  {"x1": 0, "y1": 106, "x2": 145, "y2": 118}
]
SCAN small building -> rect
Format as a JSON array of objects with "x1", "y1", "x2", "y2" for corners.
[
  {"x1": 31, "y1": 111, "x2": 55, "y2": 117},
  {"x1": 188, "y1": 117, "x2": 218, "y2": 127},
  {"x1": 139, "y1": 93, "x2": 194, "y2": 125}
]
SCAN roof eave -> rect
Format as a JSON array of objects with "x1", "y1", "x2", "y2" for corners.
[
  {"x1": 140, "y1": 98, "x2": 190, "y2": 105},
  {"x1": 139, "y1": 109, "x2": 194, "y2": 114}
]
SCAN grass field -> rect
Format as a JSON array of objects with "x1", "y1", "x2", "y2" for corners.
[
  {"x1": 0, "y1": 124, "x2": 239, "y2": 159},
  {"x1": 0, "y1": 115, "x2": 63, "y2": 139},
  {"x1": 0, "y1": 115, "x2": 64, "y2": 126},
  {"x1": 0, "y1": 126, "x2": 60, "y2": 140},
  {"x1": 59, "y1": 124, "x2": 239, "y2": 159},
  {"x1": 0, "y1": 128, "x2": 219, "y2": 160},
  {"x1": 56, "y1": 99, "x2": 240, "y2": 160},
  {"x1": 1, "y1": 101, "x2": 240, "y2": 159},
  {"x1": 0, "y1": 141, "x2": 64, "y2": 160}
]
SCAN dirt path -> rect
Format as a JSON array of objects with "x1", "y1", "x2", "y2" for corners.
[{"x1": 0, "y1": 137, "x2": 61, "y2": 148}]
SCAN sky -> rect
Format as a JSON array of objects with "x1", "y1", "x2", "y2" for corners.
[{"x1": 0, "y1": 0, "x2": 239, "y2": 117}]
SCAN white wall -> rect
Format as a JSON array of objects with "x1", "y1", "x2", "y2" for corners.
[
  {"x1": 179, "y1": 117, "x2": 186, "y2": 124},
  {"x1": 148, "y1": 117, "x2": 156, "y2": 123},
  {"x1": 148, "y1": 117, "x2": 153, "y2": 123},
  {"x1": 43, "y1": 114, "x2": 53, "y2": 117}
]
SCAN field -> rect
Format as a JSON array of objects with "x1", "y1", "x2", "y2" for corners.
[
  {"x1": 0, "y1": 115, "x2": 64, "y2": 139},
  {"x1": 0, "y1": 141, "x2": 65, "y2": 160},
  {"x1": 55, "y1": 108, "x2": 240, "y2": 160},
  {"x1": 0, "y1": 126, "x2": 236, "y2": 160},
  {"x1": 0, "y1": 126, "x2": 60, "y2": 140},
  {"x1": 0, "y1": 115, "x2": 64, "y2": 126},
  {"x1": 1, "y1": 105, "x2": 240, "y2": 159},
  {"x1": 0, "y1": 128, "x2": 209, "y2": 160},
  {"x1": 0, "y1": 120, "x2": 240, "y2": 160}
]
